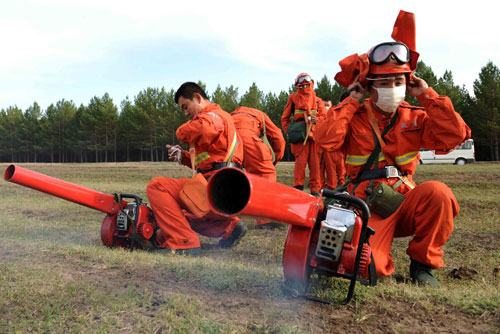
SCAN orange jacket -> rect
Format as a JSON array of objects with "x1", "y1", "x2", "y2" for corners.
[
  {"x1": 176, "y1": 103, "x2": 243, "y2": 171},
  {"x1": 316, "y1": 88, "x2": 471, "y2": 199},
  {"x1": 281, "y1": 91, "x2": 326, "y2": 141},
  {"x1": 231, "y1": 107, "x2": 285, "y2": 163}
]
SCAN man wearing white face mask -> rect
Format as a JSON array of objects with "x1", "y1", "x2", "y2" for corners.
[{"x1": 316, "y1": 11, "x2": 471, "y2": 287}]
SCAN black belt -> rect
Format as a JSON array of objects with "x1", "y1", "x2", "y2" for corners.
[
  {"x1": 197, "y1": 162, "x2": 242, "y2": 174},
  {"x1": 353, "y1": 166, "x2": 401, "y2": 183}
]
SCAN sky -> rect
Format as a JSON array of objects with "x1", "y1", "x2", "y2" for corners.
[{"x1": 1, "y1": 0, "x2": 499, "y2": 112}]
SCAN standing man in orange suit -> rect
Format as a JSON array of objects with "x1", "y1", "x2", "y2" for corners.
[
  {"x1": 146, "y1": 82, "x2": 247, "y2": 255},
  {"x1": 319, "y1": 98, "x2": 346, "y2": 190},
  {"x1": 281, "y1": 73, "x2": 326, "y2": 196},
  {"x1": 231, "y1": 106, "x2": 286, "y2": 228}
]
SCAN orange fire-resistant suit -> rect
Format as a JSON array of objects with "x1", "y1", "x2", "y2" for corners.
[
  {"x1": 281, "y1": 88, "x2": 326, "y2": 193},
  {"x1": 231, "y1": 106, "x2": 286, "y2": 225},
  {"x1": 319, "y1": 150, "x2": 346, "y2": 189},
  {"x1": 316, "y1": 89, "x2": 471, "y2": 276},
  {"x1": 146, "y1": 104, "x2": 244, "y2": 250}
]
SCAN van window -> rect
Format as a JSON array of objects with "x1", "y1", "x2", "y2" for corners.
[{"x1": 461, "y1": 141, "x2": 472, "y2": 150}]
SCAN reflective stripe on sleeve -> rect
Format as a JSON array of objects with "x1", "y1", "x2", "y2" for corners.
[
  {"x1": 195, "y1": 152, "x2": 210, "y2": 165},
  {"x1": 295, "y1": 109, "x2": 318, "y2": 115},
  {"x1": 345, "y1": 154, "x2": 370, "y2": 166},
  {"x1": 395, "y1": 151, "x2": 419, "y2": 165}
]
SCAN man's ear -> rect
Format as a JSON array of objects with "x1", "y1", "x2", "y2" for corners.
[{"x1": 193, "y1": 93, "x2": 202, "y2": 104}]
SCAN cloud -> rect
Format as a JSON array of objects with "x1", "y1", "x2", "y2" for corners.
[{"x1": 1, "y1": 0, "x2": 498, "y2": 109}]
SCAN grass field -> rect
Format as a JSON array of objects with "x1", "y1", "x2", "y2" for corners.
[{"x1": 0, "y1": 162, "x2": 499, "y2": 333}]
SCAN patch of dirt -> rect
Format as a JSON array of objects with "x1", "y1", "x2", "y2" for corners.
[{"x1": 4, "y1": 247, "x2": 497, "y2": 334}]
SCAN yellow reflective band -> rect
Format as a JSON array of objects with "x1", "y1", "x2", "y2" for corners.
[
  {"x1": 345, "y1": 154, "x2": 370, "y2": 166},
  {"x1": 195, "y1": 152, "x2": 210, "y2": 164},
  {"x1": 295, "y1": 109, "x2": 318, "y2": 115},
  {"x1": 395, "y1": 151, "x2": 419, "y2": 165},
  {"x1": 378, "y1": 153, "x2": 386, "y2": 162}
]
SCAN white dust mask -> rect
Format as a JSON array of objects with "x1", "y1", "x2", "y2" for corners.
[{"x1": 372, "y1": 86, "x2": 406, "y2": 113}]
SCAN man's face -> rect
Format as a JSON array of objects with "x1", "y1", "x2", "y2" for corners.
[
  {"x1": 371, "y1": 73, "x2": 406, "y2": 89},
  {"x1": 178, "y1": 94, "x2": 203, "y2": 119},
  {"x1": 324, "y1": 100, "x2": 332, "y2": 109},
  {"x1": 297, "y1": 83, "x2": 311, "y2": 90},
  {"x1": 369, "y1": 73, "x2": 406, "y2": 102}
]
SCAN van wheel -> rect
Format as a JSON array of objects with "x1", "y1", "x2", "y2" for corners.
[{"x1": 456, "y1": 158, "x2": 466, "y2": 165}]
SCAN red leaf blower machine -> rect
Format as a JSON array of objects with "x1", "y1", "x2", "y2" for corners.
[
  {"x1": 4, "y1": 165, "x2": 158, "y2": 251},
  {"x1": 207, "y1": 167, "x2": 377, "y2": 303},
  {"x1": 5, "y1": 165, "x2": 376, "y2": 303}
]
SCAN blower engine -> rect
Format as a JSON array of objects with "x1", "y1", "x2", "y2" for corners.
[
  {"x1": 207, "y1": 167, "x2": 377, "y2": 303},
  {"x1": 3, "y1": 165, "x2": 158, "y2": 251}
]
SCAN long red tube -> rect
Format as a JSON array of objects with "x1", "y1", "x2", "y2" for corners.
[
  {"x1": 4, "y1": 164, "x2": 120, "y2": 214},
  {"x1": 207, "y1": 168, "x2": 322, "y2": 228}
]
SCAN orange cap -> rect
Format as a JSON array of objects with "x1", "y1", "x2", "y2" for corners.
[
  {"x1": 295, "y1": 73, "x2": 313, "y2": 87},
  {"x1": 369, "y1": 56, "x2": 411, "y2": 75}
]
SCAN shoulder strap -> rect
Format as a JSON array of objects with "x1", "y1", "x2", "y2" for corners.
[
  {"x1": 365, "y1": 104, "x2": 397, "y2": 166},
  {"x1": 189, "y1": 144, "x2": 196, "y2": 176},
  {"x1": 351, "y1": 106, "x2": 398, "y2": 193},
  {"x1": 223, "y1": 131, "x2": 238, "y2": 166},
  {"x1": 262, "y1": 115, "x2": 267, "y2": 136}
]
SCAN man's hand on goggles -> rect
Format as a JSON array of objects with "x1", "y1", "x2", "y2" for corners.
[
  {"x1": 406, "y1": 75, "x2": 428, "y2": 97},
  {"x1": 346, "y1": 75, "x2": 366, "y2": 102}
]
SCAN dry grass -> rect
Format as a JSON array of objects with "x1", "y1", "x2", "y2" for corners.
[{"x1": 0, "y1": 162, "x2": 499, "y2": 333}]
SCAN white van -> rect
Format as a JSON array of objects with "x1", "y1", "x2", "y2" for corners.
[{"x1": 419, "y1": 139, "x2": 475, "y2": 165}]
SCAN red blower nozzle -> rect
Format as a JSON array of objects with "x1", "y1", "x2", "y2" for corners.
[{"x1": 207, "y1": 167, "x2": 322, "y2": 228}]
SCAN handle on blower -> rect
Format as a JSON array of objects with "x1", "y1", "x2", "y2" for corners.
[{"x1": 322, "y1": 189, "x2": 371, "y2": 304}]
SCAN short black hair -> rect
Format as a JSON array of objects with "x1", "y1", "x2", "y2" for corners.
[
  {"x1": 322, "y1": 98, "x2": 332, "y2": 103},
  {"x1": 174, "y1": 82, "x2": 209, "y2": 104}
]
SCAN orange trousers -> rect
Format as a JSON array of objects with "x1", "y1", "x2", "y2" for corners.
[
  {"x1": 247, "y1": 165, "x2": 277, "y2": 226},
  {"x1": 291, "y1": 140, "x2": 321, "y2": 193},
  {"x1": 320, "y1": 150, "x2": 345, "y2": 189},
  {"x1": 241, "y1": 136, "x2": 276, "y2": 181},
  {"x1": 240, "y1": 135, "x2": 277, "y2": 226},
  {"x1": 146, "y1": 177, "x2": 239, "y2": 250},
  {"x1": 368, "y1": 181, "x2": 459, "y2": 277}
]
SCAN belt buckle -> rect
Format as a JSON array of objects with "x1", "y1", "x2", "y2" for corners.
[{"x1": 385, "y1": 166, "x2": 399, "y2": 178}]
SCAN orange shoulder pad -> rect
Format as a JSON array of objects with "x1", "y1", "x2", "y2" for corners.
[{"x1": 199, "y1": 111, "x2": 224, "y2": 131}]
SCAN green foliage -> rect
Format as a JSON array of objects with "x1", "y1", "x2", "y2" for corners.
[
  {"x1": 211, "y1": 85, "x2": 240, "y2": 112},
  {"x1": 240, "y1": 83, "x2": 264, "y2": 110},
  {"x1": 0, "y1": 62, "x2": 499, "y2": 162},
  {"x1": 470, "y1": 61, "x2": 500, "y2": 160},
  {"x1": 314, "y1": 75, "x2": 332, "y2": 101},
  {"x1": 314, "y1": 75, "x2": 345, "y2": 105}
]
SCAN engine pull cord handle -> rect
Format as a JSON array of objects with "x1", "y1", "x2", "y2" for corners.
[{"x1": 322, "y1": 189, "x2": 371, "y2": 304}]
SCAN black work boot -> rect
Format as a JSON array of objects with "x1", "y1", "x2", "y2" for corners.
[
  {"x1": 294, "y1": 185, "x2": 304, "y2": 191},
  {"x1": 311, "y1": 191, "x2": 321, "y2": 197},
  {"x1": 219, "y1": 222, "x2": 247, "y2": 248},
  {"x1": 410, "y1": 259, "x2": 439, "y2": 287},
  {"x1": 257, "y1": 222, "x2": 285, "y2": 229}
]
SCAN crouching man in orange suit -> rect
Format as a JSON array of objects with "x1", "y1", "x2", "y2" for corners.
[
  {"x1": 231, "y1": 106, "x2": 286, "y2": 228},
  {"x1": 316, "y1": 11, "x2": 471, "y2": 285},
  {"x1": 146, "y1": 82, "x2": 247, "y2": 255}
]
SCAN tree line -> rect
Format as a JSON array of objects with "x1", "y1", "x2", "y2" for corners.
[{"x1": 1, "y1": 60, "x2": 499, "y2": 163}]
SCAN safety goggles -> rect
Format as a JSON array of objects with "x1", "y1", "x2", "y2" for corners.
[
  {"x1": 369, "y1": 42, "x2": 410, "y2": 65},
  {"x1": 296, "y1": 75, "x2": 312, "y2": 85}
]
